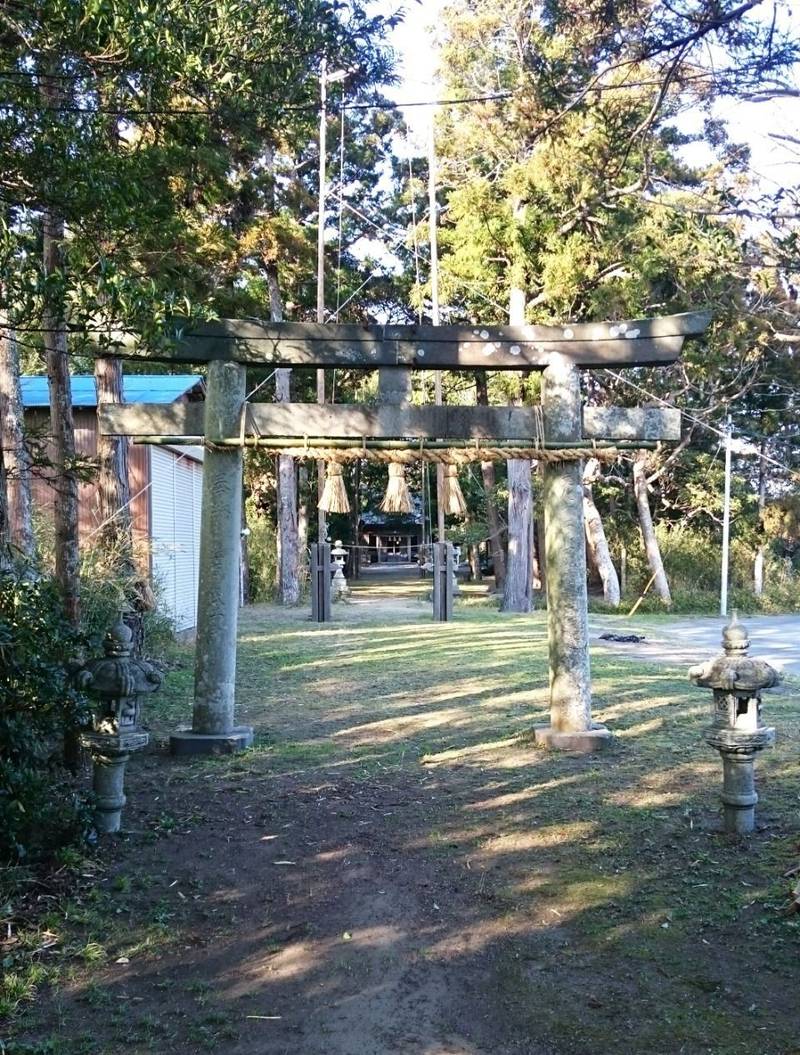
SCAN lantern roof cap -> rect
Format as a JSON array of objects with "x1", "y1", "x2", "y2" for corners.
[{"x1": 689, "y1": 614, "x2": 781, "y2": 693}]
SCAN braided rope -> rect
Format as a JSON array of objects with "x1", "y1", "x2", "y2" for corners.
[{"x1": 260, "y1": 445, "x2": 621, "y2": 465}]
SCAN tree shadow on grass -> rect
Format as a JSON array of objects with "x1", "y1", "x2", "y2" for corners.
[{"x1": 9, "y1": 605, "x2": 800, "y2": 1055}]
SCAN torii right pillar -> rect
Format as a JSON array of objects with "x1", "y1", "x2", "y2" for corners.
[{"x1": 535, "y1": 353, "x2": 611, "y2": 752}]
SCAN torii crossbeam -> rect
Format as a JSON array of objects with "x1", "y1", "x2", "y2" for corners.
[{"x1": 98, "y1": 310, "x2": 709, "y2": 755}]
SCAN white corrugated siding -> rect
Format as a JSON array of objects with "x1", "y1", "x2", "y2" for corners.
[{"x1": 150, "y1": 447, "x2": 203, "y2": 632}]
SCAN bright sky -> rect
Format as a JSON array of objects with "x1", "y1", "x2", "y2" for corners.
[{"x1": 378, "y1": 0, "x2": 800, "y2": 193}]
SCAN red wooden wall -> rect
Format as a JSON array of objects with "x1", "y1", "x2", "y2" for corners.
[{"x1": 26, "y1": 408, "x2": 150, "y2": 558}]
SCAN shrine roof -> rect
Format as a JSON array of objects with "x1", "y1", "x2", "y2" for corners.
[
  {"x1": 21, "y1": 374, "x2": 205, "y2": 408},
  {"x1": 361, "y1": 511, "x2": 423, "y2": 530}
]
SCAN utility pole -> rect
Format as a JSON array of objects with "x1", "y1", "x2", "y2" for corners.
[
  {"x1": 316, "y1": 59, "x2": 329, "y2": 543},
  {"x1": 316, "y1": 61, "x2": 348, "y2": 541},
  {"x1": 720, "y1": 416, "x2": 732, "y2": 618},
  {"x1": 428, "y1": 116, "x2": 445, "y2": 544}
]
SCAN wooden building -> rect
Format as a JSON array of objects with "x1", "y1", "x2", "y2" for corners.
[
  {"x1": 22, "y1": 374, "x2": 206, "y2": 632},
  {"x1": 360, "y1": 511, "x2": 423, "y2": 564}
]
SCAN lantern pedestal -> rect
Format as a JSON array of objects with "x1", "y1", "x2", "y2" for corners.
[
  {"x1": 82, "y1": 730, "x2": 149, "y2": 834},
  {"x1": 719, "y1": 751, "x2": 758, "y2": 835}
]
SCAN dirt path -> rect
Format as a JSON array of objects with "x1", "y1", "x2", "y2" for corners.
[{"x1": 10, "y1": 595, "x2": 800, "y2": 1055}]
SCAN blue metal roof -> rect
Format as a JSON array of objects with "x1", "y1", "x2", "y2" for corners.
[{"x1": 21, "y1": 374, "x2": 204, "y2": 408}]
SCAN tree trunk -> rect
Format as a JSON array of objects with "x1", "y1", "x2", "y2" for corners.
[
  {"x1": 297, "y1": 464, "x2": 309, "y2": 591},
  {"x1": 583, "y1": 458, "x2": 620, "y2": 607},
  {"x1": 475, "y1": 371, "x2": 506, "y2": 591},
  {"x1": 276, "y1": 446, "x2": 299, "y2": 604},
  {"x1": 754, "y1": 437, "x2": 767, "y2": 597},
  {"x1": 95, "y1": 356, "x2": 151, "y2": 652},
  {"x1": 502, "y1": 459, "x2": 534, "y2": 612},
  {"x1": 267, "y1": 266, "x2": 300, "y2": 605},
  {"x1": 535, "y1": 469, "x2": 547, "y2": 591},
  {"x1": 468, "y1": 543, "x2": 482, "y2": 582},
  {"x1": 40, "y1": 74, "x2": 82, "y2": 771},
  {"x1": 501, "y1": 286, "x2": 533, "y2": 612},
  {"x1": 240, "y1": 487, "x2": 251, "y2": 605},
  {"x1": 43, "y1": 207, "x2": 80, "y2": 625},
  {"x1": 633, "y1": 453, "x2": 671, "y2": 606},
  {"x1": 94, "y1": 358, "x2": 133, "y2": 561},
  {"x1": 531, "y1": 513, "x2": 543, "y2": 591},
  {"x1": 0, "y1": 324, "x2": 35, "y2": 561},
  {"x1": 0, "y1": 431, "x2": 11, "y2": 573}
]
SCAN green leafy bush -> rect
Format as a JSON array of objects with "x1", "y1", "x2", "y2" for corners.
[
  {"x1": 0, "y1": 575, "x2": 91, "y2": 864},
  {"x1": 246, "y1": 506, "x2": 280, "y2": 602},
  {"x1": 79, "y1": 542, "x2": 174, "y2": 656},
  {"x1": 32, "y1": 509, "x2": 174, "y2": 655},
  {"x1": 596, "y1": 522, "x2": 800, "y2": 615}
]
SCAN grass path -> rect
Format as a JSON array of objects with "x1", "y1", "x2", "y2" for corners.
[{"x1": 6, "y1": 598, "x2": 800, "y2": 1054}]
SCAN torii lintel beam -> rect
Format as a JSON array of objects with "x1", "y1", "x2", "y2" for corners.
[
  {"x1": 98, "y1": 402, "x2": 681, "y2": 443},
  {"x1": 104, "y1": 311, "x2": 710, "y2": 370}
]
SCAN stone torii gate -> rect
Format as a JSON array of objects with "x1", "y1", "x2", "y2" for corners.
[{"x1": 99, "y1": 311, "x2": 709, "y2": 755}]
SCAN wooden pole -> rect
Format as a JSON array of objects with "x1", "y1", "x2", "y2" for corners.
[
  {"x1": 502, "y1": 286, "x2": 534, "y2": 613},
  {"x1": 432, "y1": 541, "x2": 453, "y2": 621},
  {"x1": 720, "y1": 416, "x2": 732, "y2": 618},
  {"x1": 311, "y1": 543, "x2": 332, "y2": 622}
]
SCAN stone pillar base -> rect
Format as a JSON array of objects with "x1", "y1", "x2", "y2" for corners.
[
  {"x1": 534, "y1": 724, "x2": 612, "y2": 753},
  {"x1": 170, "y1": 726, "x2": 254, "y2": 757}
]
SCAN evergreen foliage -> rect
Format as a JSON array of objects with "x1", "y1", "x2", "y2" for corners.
[{"x1": 0, "y1": 575, "x2": 91, "y2": 863}]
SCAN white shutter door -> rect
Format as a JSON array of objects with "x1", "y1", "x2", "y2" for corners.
[
  {"x1": 150, "y1": 448, "x2": 202, "y2": 632},
  {"x1": 172, "y1": 456, "x2": 197, "y2": 631},
  {"x1": 192, "y1": 459, "x2": 203, "y2": 631},
  {"x1": 150, "y1": 448, "x2": 178, "y2": 627}
]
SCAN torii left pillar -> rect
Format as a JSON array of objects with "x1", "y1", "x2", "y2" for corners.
[{"x1": 170, "y1": 360, "x2": 254, "y2": 755}]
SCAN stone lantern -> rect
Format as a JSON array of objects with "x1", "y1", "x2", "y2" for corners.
[
  {"x1": 451, "y1": 544, "x2": 462, "y2": 596},
  {"x1": 75, "y1": 613, "x2": 163, "y2": 833},
  {"x1": 689, "y1": 612, "x2": 779, "y2": 834},
  {"x1": 331, "y1": 540, "x2": 350, "y2": 599}
]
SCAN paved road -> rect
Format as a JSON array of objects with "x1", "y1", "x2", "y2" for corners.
[{"x1": 589, "y1": 613, "x2": 800, "y2": 675}]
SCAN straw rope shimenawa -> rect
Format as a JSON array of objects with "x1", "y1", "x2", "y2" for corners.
[
  {"x1": 441, "y1": 462, "x2": 467, "y2": 516},
  {"x1": 242, "y1": 445, "x2": 624, "y2": 465},
  {"x1": 380, "y1": 461, "x2": 413, "y2": 513},
  {"x1": 201, "y1": 435, "x2": 629, "y2": 512},
  {"x1": 318, "y1": 461, "x2": 350, "y2": 513}
]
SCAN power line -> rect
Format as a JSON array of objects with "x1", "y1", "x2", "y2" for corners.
[
  {"x1": 343, "y1": 92, "x2": 514, "y2": 111},
  {"x1": 603, "y1": 368, "x2": 800, "y2": 480},
  {"x1": 335, "y1": 102, "x2": 346, "y2": 322},
  {"x1": 0, "y1": 90, "x2": 516, "y2": 119},
  {"x1": 0, "y1": 99, "x2": 317, "y2": 117}
]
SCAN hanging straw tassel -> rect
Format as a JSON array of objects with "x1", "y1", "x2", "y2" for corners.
[
  {"x1": 442, "y1": 462, "x2": 467, "y2": 517},
  {"x1": 318, "y1": 461, "x2": 350, "y2": 513},
  {"x1": 380, "y1": 462, "x2": 413, "y2": 514}
]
